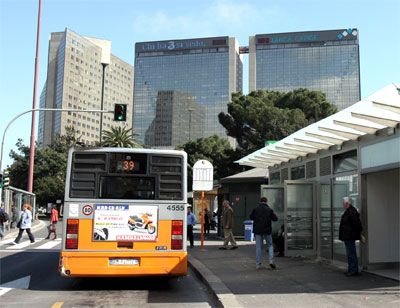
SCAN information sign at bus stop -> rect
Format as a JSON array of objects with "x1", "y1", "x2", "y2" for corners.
[{"x1": 192, "y1": 160, "x2": 213, "y2": 191}]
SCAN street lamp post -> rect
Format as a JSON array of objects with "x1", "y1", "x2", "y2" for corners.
[
  {"x1": 188, "y1": 107, "x2": 194, "y2": 141},
  {"x1": 27, "y1": 0, "x2": 42, "y2": 193},
  {"x1": 99, "y1": 63, "x2": 108, "y2": 145}
]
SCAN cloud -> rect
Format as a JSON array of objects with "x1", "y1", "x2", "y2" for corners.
[{"x1": 130, "y1": 0, "x2": 283, "y2": 42}]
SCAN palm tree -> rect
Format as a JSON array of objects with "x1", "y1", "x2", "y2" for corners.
[{"x1": 102, "y1": 126, "x2": 142, "y2": 148}]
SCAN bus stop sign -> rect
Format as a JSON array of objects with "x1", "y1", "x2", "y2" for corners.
[{"x1": 192, "y1": 160, "x2": 213, "y2": 191}]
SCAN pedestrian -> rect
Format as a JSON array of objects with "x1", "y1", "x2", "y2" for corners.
[
  {"x1": 187, "y1": 206, "x2": 196, "y2": 248},
  {"x1": 339, "y1": 196, "x2": 362, "y2": 277},
  {"x1": 250, "y1": 197, "x2": 278, "y2": 269},
  {"x1": 203, "y1": 208, "x2": 211, "y2": 236},
  {"x1": 219, "y1": 200, "x2": 238, "y2": 250},
  {"x1": 0, "y1": 204, "x2": 10, "y2": 240},
  {"x1": 46, "y1": 204, "x2": 59, "y2": 240},
  {"x1": 12, "y1": 203, "x2": 35, "y2": 244}
]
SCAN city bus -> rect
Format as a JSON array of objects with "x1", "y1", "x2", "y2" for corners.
[{"x1": 59, "y1": 147, "x2": 188, "y2": 277}]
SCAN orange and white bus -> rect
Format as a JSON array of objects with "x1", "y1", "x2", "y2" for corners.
[{"x1": 59, "y1": 147, "x2": 188, "y2": 277}]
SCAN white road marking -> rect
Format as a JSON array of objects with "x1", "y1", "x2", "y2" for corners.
[
  {"x1": 34, "y1": 238, "x2": 61, "y2": 249},
  {"x1": 0, "y1": 276, "x2": 30, "y2": 297}
]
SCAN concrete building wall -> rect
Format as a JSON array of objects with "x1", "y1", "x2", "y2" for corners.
[{"x1": 39, "y1": 28, "x2": 134, "y2": 147}]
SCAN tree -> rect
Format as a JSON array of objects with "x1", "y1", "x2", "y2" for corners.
[
  {"x1": 8, "y1": 127, "x2": 82, "y2": 206},
  {"x1": 102, "y1": 126, "x2": 142, "y2": 148},
  {"x1": 218, "y1": 89, "x2": 337, "y2": 155},
  {"x1": 8, "y1": 139, "x2": 67, "y2": 207},
  {"x1": 176, "y1": 135, "x2": 242, "y2": 185}
]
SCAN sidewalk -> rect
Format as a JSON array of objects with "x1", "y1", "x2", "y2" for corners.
[{"x1": 188, "y1": 227, "x2": 400, "y2": 308}]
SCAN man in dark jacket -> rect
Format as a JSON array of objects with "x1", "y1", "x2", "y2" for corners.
[
  {"x1": 339, "y1": 197, "x2": 362, "y2": 276},
  {"x1": 250, "y1": 197, "x2": 278, "y2": 269}
]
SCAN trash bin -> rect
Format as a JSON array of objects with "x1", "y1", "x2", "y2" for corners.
[{"x1": 243, "y1": 220, "x2": 254, "y2": 241}]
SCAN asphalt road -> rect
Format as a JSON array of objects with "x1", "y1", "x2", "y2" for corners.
[{"x1": 0, "y1": 223, "x2": 218, "y2": 308}]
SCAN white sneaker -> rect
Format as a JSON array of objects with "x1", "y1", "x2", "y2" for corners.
[{"x1": 11, "y1": 241, "x2": 17, "y2": 245}]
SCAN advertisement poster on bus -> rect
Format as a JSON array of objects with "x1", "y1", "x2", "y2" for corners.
[{"x1": 93, "y1": 204, "x2": 158, "y2": 241}]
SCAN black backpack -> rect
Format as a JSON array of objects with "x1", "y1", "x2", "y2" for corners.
[{"x1": 0, "y1": 210, "x2": 9, "y2": 222}]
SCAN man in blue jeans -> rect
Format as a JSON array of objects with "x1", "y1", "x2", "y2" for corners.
[
  {"x1": 250, "y1": 197, "x2": 278, "y2": 270},
  {"x1": 339, "y1": 197, "x2": 362, "y2": 276}
]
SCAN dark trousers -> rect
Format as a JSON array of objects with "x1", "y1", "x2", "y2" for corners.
[
  {"x1": 187, "y1": 225, "x2": 194, "y2": 247},
  {"x1": 344, "y1": 240, "x2": 359, "y2": 273},
  {"x1": 46, "y1": 223, "x2": 57, "y2": 239},
  {"x1": 15, "y1": 228, "x2": 35, "y2": 243}
]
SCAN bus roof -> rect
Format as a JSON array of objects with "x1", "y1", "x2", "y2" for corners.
[{"x1": 68, "y1": 147, "x2": 187, "y2": 157}]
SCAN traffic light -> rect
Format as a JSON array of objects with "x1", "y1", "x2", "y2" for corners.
[
  {"x1": 2, "y1": 170, "x2": 9, "y2": 188},
  {"x1": 0, "y1": 173, "x2": 2, "y2": 188},
  {"x1": 114, "y1": 104, "x2": 127, "y2": 121}
]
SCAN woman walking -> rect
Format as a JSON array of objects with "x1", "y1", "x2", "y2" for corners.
[
  {"x1": 46, "y1": 205, "x2": 59, "y2": 240},
  {"x1": 12, "y1": 204, "x2": 35, "y2": 244}
]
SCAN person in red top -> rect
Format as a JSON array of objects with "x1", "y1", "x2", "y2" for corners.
[{"x1": 46, "y1": 205, "x2": 59, "y2": 240}]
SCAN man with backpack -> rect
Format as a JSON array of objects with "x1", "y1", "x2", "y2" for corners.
[
  {"x1": 0, "y1": 205, "x2": 10, "y2": 240},
  {"x1": 250, "y1": 197, "x2": 278, "y2": 270}
]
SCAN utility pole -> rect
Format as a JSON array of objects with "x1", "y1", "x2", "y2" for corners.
[
  {"x1": 99, "y1": 63, "x2": 109, "y2": 144},
  {"x1": 27, "y1": 0, "x2": 42, "y2": 193}
]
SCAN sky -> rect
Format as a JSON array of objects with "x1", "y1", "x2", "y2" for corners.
[{"x1": 0, "y1": 0, "x2": 399, "y2": 169}]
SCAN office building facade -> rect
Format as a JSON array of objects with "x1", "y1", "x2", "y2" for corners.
[
  {"x1": 38, "y1": 28, "x2": 134, "y2": 147},
  {"x1": 133, "y1": 36, "x2": 242, "y2": 147},
  {"x1": 249, "y1": 29, "x2": 360, "y2": 110}
]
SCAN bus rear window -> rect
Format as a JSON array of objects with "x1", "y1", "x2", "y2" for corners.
[{"x1": 99, "y1": 176, "x2": 155, "y2": 200}]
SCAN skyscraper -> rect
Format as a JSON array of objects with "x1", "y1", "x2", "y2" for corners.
[
  {"x1": 133, "y1": 36, "x2": 242, "y2": 147},
  {"x1": 249, "y1": 29, "x2": 360, "y2": 110},
  {"x1": 38, "y1": 28, "x2": 134, "y2": 147}
]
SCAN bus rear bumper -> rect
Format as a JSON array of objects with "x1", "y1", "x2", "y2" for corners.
[{"x1": 59, "y1": 251, "x2": 187, "y2": 277}]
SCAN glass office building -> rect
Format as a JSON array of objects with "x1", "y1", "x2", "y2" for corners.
[
  {"x1": 134, "y1": 37, "x2": 242, "y2": 147},
  {"x1": 249, "y1": 29, "x2": 360, "y2": 110}
]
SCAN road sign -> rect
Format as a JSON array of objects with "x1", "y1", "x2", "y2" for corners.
[{"x1": 192, "y1": 160, "x2": 213, "y2": 191}]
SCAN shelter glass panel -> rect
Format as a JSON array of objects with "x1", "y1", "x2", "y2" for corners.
[{"x1": 332, "y1": 174, "x2": 359, "y2": 262}]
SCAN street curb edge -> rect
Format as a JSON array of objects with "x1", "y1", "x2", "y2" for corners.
[{"x1": 188, "y1": 255, "x2": 243, "y2": 308}]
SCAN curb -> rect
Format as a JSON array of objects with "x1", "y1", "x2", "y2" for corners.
[
  {"x1": 188, "y1": 255, "x2": 243, "y2": 308},
  {"x1": 3, "y1": 219, "x2": 46, "y2": 240}
]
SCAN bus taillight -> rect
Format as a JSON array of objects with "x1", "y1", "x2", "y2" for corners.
[
  {"x1": 66, "y1": 219, "x2": 79, "y2": 249},
  {"x1": 171, "y1": 220, "x2": 183, "y2": 250}
]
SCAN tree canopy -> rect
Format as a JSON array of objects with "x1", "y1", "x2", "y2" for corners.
[
  {"x1": 176, "y1": 135, "x2": 242, "y2": 187},
  {"x1": 218, "y1": 88, "x2": 337, "y2": 154},
  {"x1": 102, "y1": 126, "x2": 142, "y2": 148}
]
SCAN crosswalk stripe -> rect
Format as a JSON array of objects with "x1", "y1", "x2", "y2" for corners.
[
  {"x1": 5, "y1": 241, "x2": 34, "y2": 250},
  {"x1": 4, "y1": 238, "x2": 45, "y2": 250},
  {"x1": 1, "y1": 238, "x2": 18, "y2": 245},
  {"x1": 34, "y1": 239, "x2": 61, "y2": 249}
]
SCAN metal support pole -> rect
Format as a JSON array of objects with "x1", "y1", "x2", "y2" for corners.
[
  {"x1": 201, "y1": 191, "x2": 205, "y2": 250},
  {"x1": 188, "y1": 108, "x2": 194, "y2": 141},
  {"x1": 99, "y1": 63, "x2": 108, "y2": 145},
  {"x1": 27, "y1": 0, "x2": 42, "y2": 193}
]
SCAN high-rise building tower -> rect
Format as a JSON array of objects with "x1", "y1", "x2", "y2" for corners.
[
  {"x1": 38, "y1": 28, "x2": 134, "y2": 147},
  {"x1": 249, "y1": 29, "x2": 360, "y2": 110},
  {"x1": 133, "y1": 36, "x2": 242, "y2": 147}
]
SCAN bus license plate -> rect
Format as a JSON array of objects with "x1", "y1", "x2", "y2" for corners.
[{"x1": 109, "y1": 258, "x2": 139, "y2": 266}]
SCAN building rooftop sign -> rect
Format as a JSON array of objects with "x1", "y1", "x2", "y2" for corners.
[
  {"x1": 136, "y1": 36, "x2": 229, "y2": 53},
  {"x1": 255, "y1": 28, "x2": 358, "y2": 45}
]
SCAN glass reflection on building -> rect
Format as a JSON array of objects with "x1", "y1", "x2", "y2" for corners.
[
  {"x1": 134, "y1": 37, "x2": 242, "y2": 147},
  {"x1": 249, "y1": 29, "x2": 360, "y2": 110}
]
